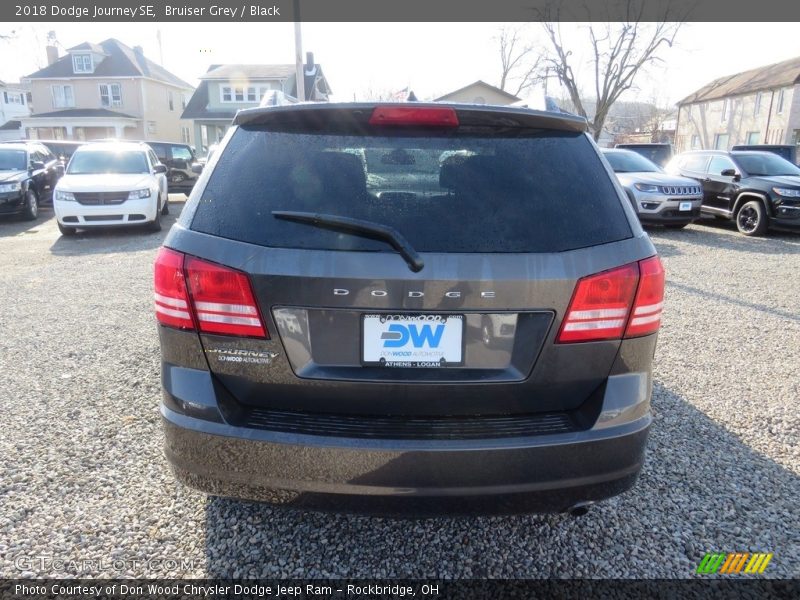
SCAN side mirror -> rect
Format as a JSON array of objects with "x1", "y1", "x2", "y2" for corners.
[
  {"x1": 191, "y1": 163, "x2": 204, "y2": 174},
  {"x1": 720, "y1": 168, "x2": 740, "y2": 181},
  {"x1": 153, "y1": 164, "x2": 168, "y2": 174},
  {"x1": 30, "y1": 160, "x2": 45, "y2": 171},
  {"x1": 55, "y1": 164, "x2": 65, "y2": 177}
]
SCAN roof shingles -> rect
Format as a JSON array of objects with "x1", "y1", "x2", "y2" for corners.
[
  {"x1": 25, "y1": 38, "x2": 192, "y2": 89},
  {"x1": 679, "y1": 55, "x2": 800, "y2": 105}
]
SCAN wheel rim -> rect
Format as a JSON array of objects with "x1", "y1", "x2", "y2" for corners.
[
  {"x1": 28, "y1": 192, "x2": 38, "y2": 217},
  {"x1": 738, "y1": 206, "x2": 758, "y2": 232},
  {"x1": 171, "y1": 173, "x2": 186, "y2": 183}
]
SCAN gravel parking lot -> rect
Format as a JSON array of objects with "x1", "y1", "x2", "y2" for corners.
[{"x1": 0, "y1": 202, "x2": 798, "y2": 579}]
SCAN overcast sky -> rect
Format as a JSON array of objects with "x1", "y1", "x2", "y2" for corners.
[{"x1": 2, "y1": 22, "x2": 799, "y2": 107}]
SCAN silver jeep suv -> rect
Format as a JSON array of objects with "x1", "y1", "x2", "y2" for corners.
[{"x1": 603, "y1": 148, "x2": 702, "y2": 229}]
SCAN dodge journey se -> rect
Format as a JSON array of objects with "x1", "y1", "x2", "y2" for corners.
[{"x1": 155, "y1": 103, "x2": 664, "y2": 515}]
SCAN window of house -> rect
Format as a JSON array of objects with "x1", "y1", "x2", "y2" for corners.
[
  {"x1": 746, "y1": 131, "x2": 761, "y2": 145},
  {"x1": 754, "y1": 92, "x2": 762, "y2": 116},
  {"x1": 720, "y1": 99, "x2": 729, "y2": 123},
  {"x1": 221, "y1": 84, "x2": 273, "y2": 103},
  {"x1": 99, "y1": 83, "x2": 122, "y2": 108},
  {"x1": 181, "y1": 93, "x2": 187, "y2": 109},
  {"x1": 148, "y1": 121, "x2": 157, "y2": 134},
  {"x1": 714, "y1": 133, "x2": 730, "y2": 150},
  {"x1": 181, "y1": 126, "x2": 191, "y2": 144},
  {"x1": 52, "y1": 85, "x2": 75, "y2": 108},
  {"x1": 168, "y1": 91, "x2": 174, "y2": 111},
  {"x1": 776, "y1": 88, "x2": 786, "y2": 114},
  {"x1": 690, "y1": 134, "x2": 700, "y2": 149},
  {"x1": 72, "y1": 54, "x2": 93, "y2": 73},
  {"x1": 3, "y1": 91, "x2": 24, "y2": 105}
]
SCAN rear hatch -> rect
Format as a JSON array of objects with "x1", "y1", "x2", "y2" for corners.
[{"x1": 163, "y1": 104, "x2": 656, "y2": 420}]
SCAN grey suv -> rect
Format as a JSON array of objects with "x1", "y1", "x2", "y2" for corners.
[
  {"x1": 155, "y1": 103, "x2": 665, "y2": 515},
  {"x1": 602, "y1": 148, "x2": 702, "y2": 229}
]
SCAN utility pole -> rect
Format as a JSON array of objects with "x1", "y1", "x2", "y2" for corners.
[{"x1": 293, "y1": 0, "x2": 305, "y2": 102}]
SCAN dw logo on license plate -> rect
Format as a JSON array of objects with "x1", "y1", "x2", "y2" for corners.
[{"x1": 362, "y1": 314, "x2": 464, "y2": 367}]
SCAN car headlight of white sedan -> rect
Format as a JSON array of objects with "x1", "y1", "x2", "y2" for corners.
[
  {"x1": 54, "y1": 190, "x2": 75, "y2": 201},
  {"x1": 128, "y1": 188, "x2": 154, "y2": 200}
]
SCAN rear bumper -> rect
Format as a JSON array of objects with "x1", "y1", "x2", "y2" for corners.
[{"x1": 161, "y1": 382, "x2": 651, "y2": 515}]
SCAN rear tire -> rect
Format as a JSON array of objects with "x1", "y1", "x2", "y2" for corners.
[
  {"x1": 148, "y1": 196, "x2": 163, "y2": 232},
  {"x1": 161, "y1": 194, "x2": 170, "y2": 215},
  {"x1": 57, "y1": 222, "x2": 76, "y2": 236},
  {"x1": 735, "y1": 200, "x2": 767, "y2": 236},
  {"x1": 22, "y1": 189, "x2": 39, "y2": 221}
]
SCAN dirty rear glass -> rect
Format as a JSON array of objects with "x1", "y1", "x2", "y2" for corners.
[{"x1": 189, "y1": 127, "x2": 631, "y2": 253}]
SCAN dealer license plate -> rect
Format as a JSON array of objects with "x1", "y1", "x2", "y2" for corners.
[{"x1": 362, "y1": 314, "x2": 464, "y2": 367}]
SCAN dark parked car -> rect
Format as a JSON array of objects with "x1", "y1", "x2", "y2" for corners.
[
  {"x1": 3, "y1": 139, "x2": 86, "y2": 166},
  {"x1": 665, "y1": 150, "x2": 800, "y2": 235},
  {"x1": 731, "y1": 144, "x2": 797, "y2": 165},
  {"x1": 155, "y1": 103, "x2": 665, "y2": 515},
  {"x1": 602, "y1": 148, "x2": 702, "y2": 228},
  {"x1": 146, "y1": 141, "x2": 198, "y2": 192},
  {"x1": 615, "y1": 143, "x2": 674, "y2": 168},
  {"x1": 0, "y1": 142, "x2": 62, "y2": 220}
]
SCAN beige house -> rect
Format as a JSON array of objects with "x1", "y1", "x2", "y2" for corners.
[
  {"x1": 21, "y1": 39, "x2": 194, "y2": 143},
  {"x1": 181, "y1": 53, "x2": 331, "y2": 151},
  {"x1": 675, "y1": 56, "x2": 800, "y2": 152},
  {"x1": 435, "y1": 80, "x2": 521, "y2": 105}
]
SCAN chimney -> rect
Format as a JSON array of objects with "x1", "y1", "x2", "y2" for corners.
[
  {"x1": 305, "y1": 52, "x2": 315, "y2": 70},
  {"x1": 46, "y1": 45, "x2": 58, "y2": 66},
  {"x1": 133, "y1": 45, "x2": 144, "y2": 55}
]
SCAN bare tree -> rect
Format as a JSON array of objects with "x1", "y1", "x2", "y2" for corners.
[
  {"x1": 542, "y1": 7, "x2": 683, "y2": 140},
  {"x1": 496, "y1": 25, "x2": 544, "y2": 98}
]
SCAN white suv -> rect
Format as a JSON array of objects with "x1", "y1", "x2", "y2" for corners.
[{"x1": 53, "y1": 141, "x2": 168, "y2": 235}]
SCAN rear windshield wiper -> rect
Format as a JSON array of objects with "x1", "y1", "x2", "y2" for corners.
[{"x1": 272, "y1": 211, "x2": 424, "y2": 272}]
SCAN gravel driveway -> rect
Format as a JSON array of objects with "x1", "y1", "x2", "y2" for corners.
[{"x1": 0, "y1": 205, "x2": 797, "y2": 579}]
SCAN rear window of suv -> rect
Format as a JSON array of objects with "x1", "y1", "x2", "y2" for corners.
[{"x1": 189, "y1": 127, "x2": 632, "y2": 253}]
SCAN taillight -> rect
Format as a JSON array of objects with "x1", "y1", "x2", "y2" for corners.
[
  {"x1": 184, "y1": 256, "x2": 267, "y2": 338},
  {"x1": 153, "y1": 249, "x2": 268, "y2": 339},
  {"x1": 557, "y1": 263, "x2": 639, "y2": 343},
  {"x1": 369, "y1": 106, "x2": 459, "y2": 127},
  {"x1": 625, "y1": 256, "x2": 665, "y2": 338},
  {"x1": 557, "y1": 256, "x2": 665, "y2": 343},
  {"x1": 154, "y1": 247, "x2": 193, "y2": 330}
]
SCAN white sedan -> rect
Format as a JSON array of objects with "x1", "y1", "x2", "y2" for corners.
[{"x1": 53, "y1": 141, "x2": 169, "y2": 235}]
